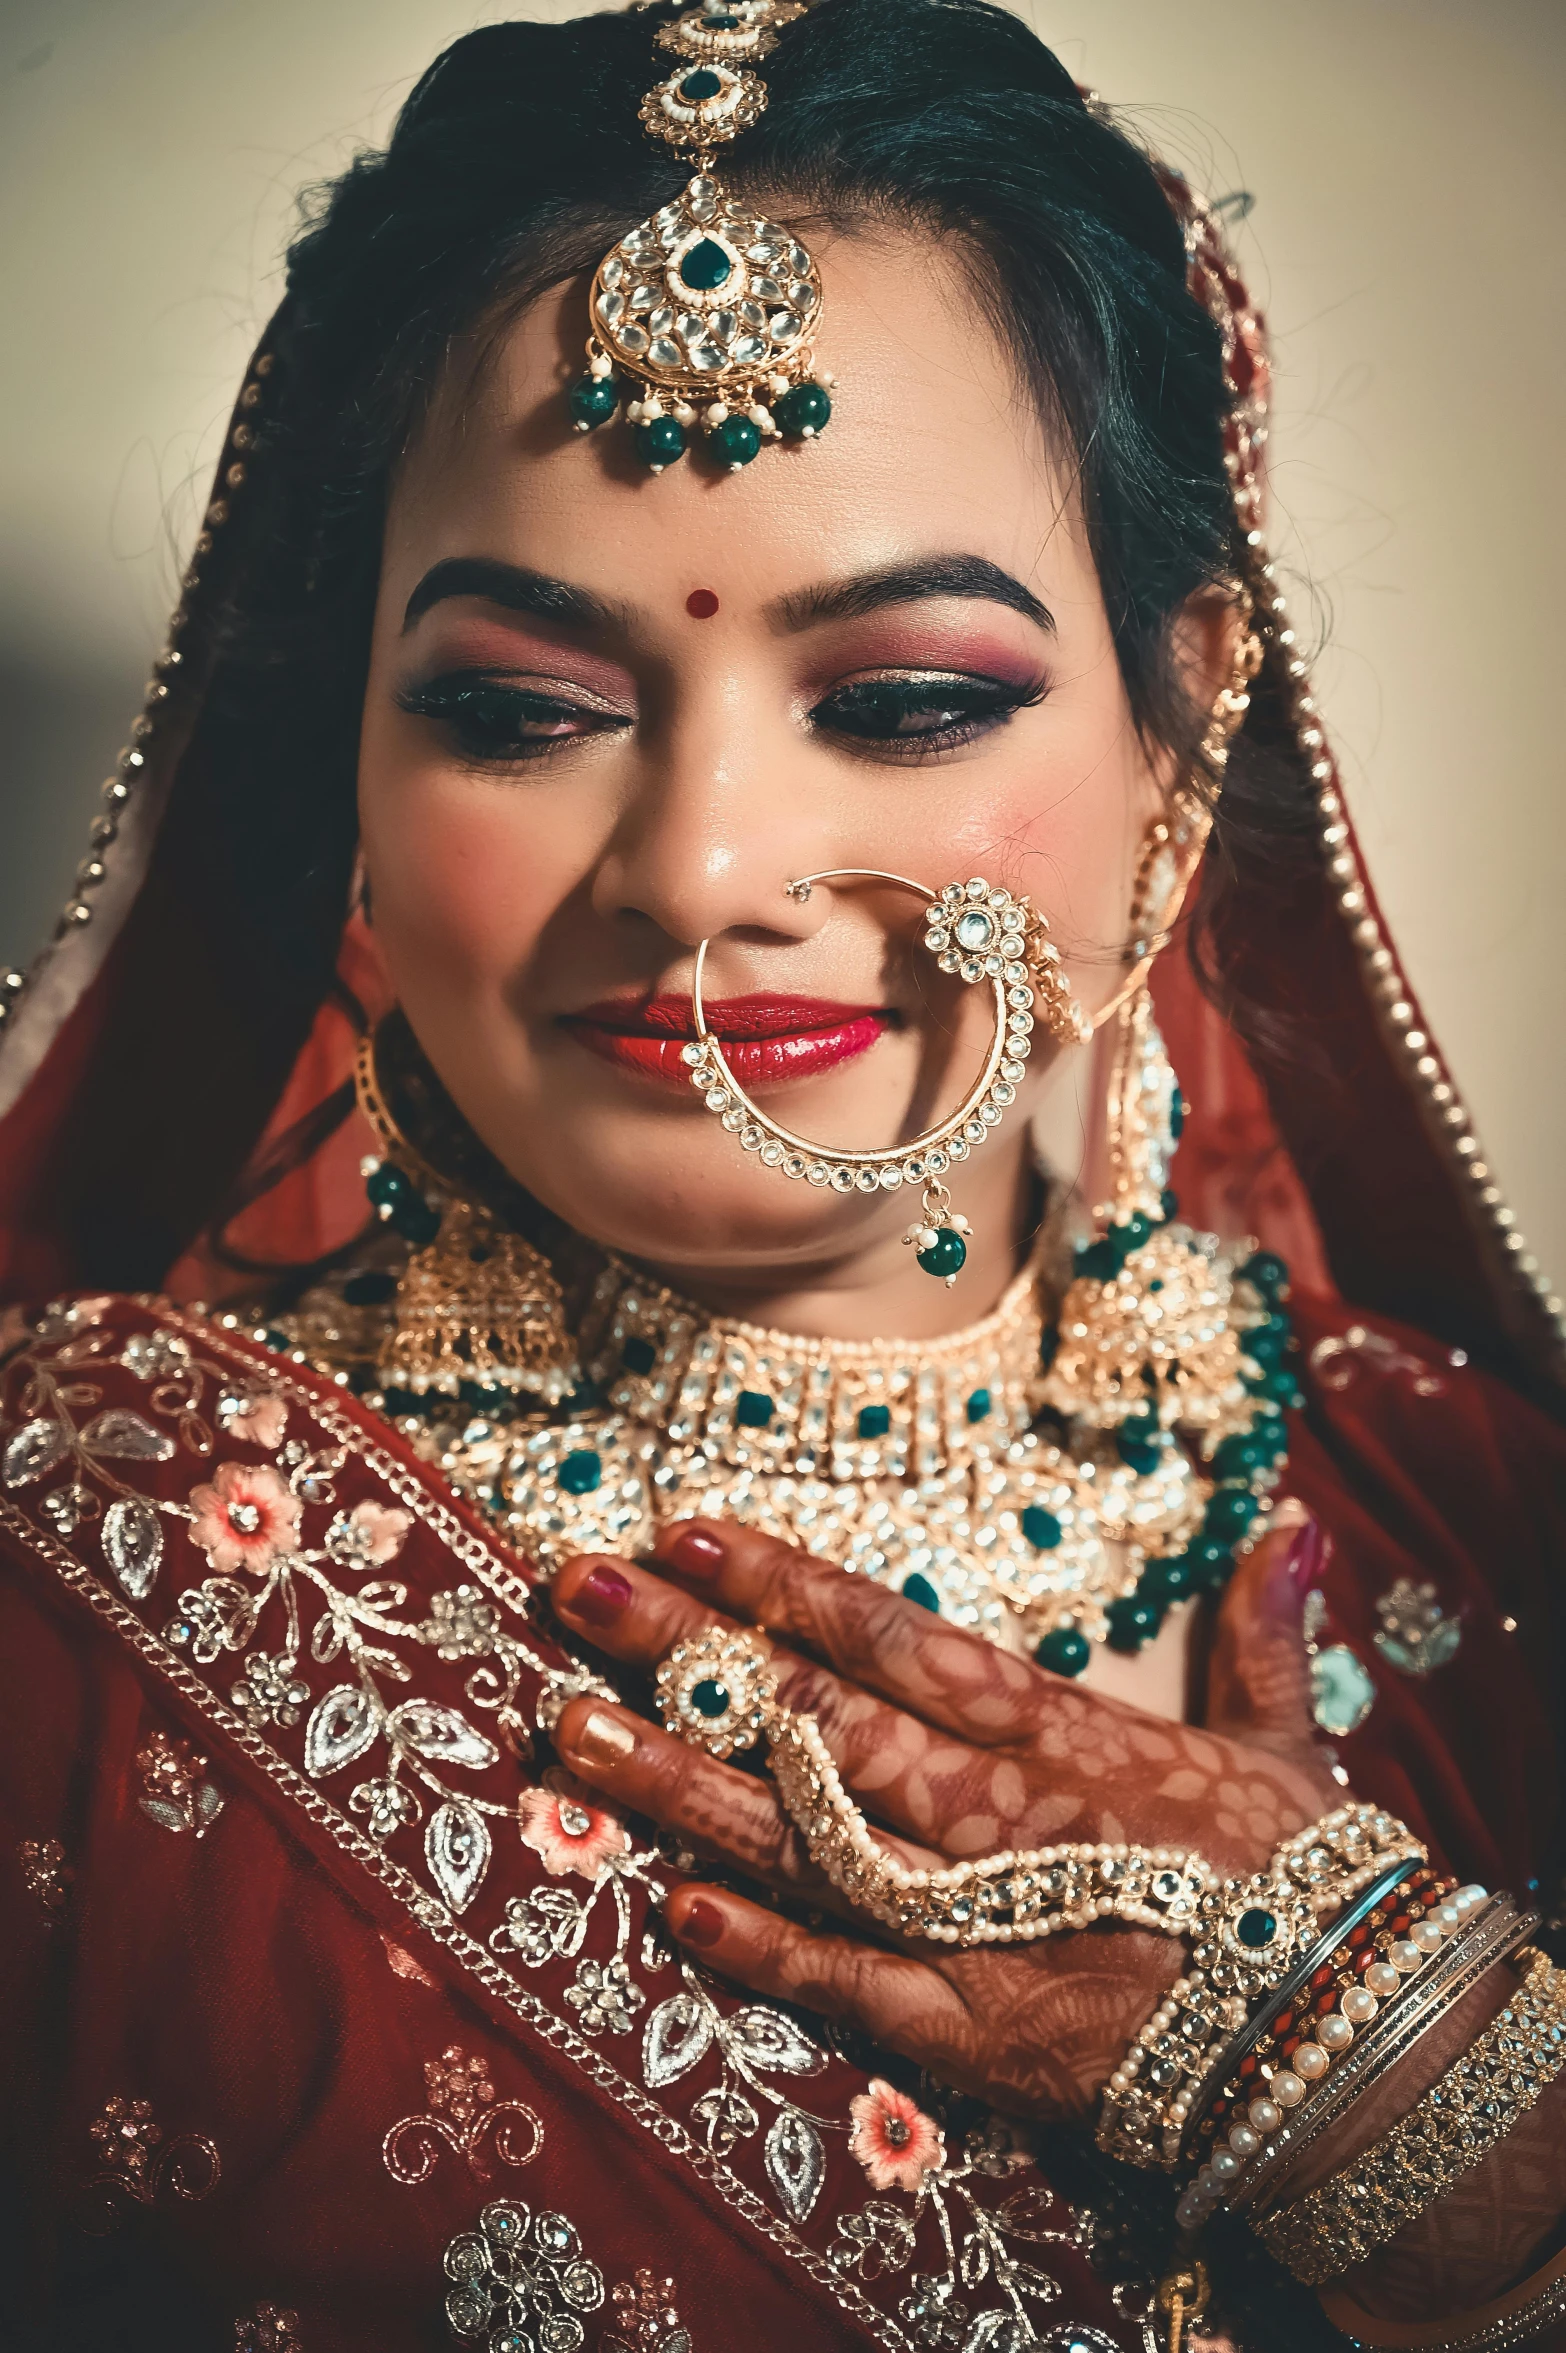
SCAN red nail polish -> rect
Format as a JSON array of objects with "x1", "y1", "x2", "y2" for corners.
[
  {"x1": 667, "y1": 1527, "x2": 724, "y2": 1582},
  {"x1": 1285, "y1": 1517, "x2": 1326, "y2": 1588},
  {"x1": 571, "y1": 1565, "x2": 633, "y2": 1627},
  {"x1": 676, "y1": 1898, "x2": 725, "y2": 1949}
]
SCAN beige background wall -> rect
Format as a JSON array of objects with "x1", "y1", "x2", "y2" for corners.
[{"x1": 2, "y1": 0, "x2": 1562, "y2": 1284}]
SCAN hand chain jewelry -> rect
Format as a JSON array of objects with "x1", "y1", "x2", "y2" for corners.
[
  {"x1": 685, "y1": 870, "x2": 1089, "y2": 1284},
  {"x1": 655, "y1": 1627, "x2": 1421, "y2": 1969}
]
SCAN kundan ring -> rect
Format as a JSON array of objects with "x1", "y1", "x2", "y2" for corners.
[{"x1": 655, "y1": 1623, "x2": 780, "y2": 1759}]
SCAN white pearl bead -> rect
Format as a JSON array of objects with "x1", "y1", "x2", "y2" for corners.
[
  {"x1": 1294, "y1": 2042, "x2": 1329, "y2": 2081},
  {"x1": 1411, "y1": 1918, "x2": 1443, "y2": 1953},
  {"x1": 1211, "y1": 2147, "x2": 1243, "y2": 2182},
  {"x1": 1270, "y1": 2069, "x2": 1306, "y2": 2107},
  {"x1": 1227, "y1": 2122, "x2": 1261, "y2": 2158},
  {"x1": 1318, "y1": 2012, "x2": 1355, "y2": 2052},
  {"x1": 1435, "y1": 1902, "x2": 1462, "y2": 1933},
  {"x1": 1247, "y1": 2097, "x2": 1282, "y2": 2133},
  {"x1": 1389, "y1": 1940, "x2": 1424, "y2": 1973},
  {"x1": 1455, "y1": 1883, "x2": 1488, "y2": 1910},
  {"x1": 1364, "y1": 1962, "x2": 1401, "y2": 1999},
  {"x1": 1342, "y1": 1986, "x2": 1379, "y2": 2025},
  {"x1": 1196, "y1": 2165, "x2": 1219, "y2": 2197}
]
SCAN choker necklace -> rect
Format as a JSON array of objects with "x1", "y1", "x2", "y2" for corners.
[{"x1": 252, "y1": 1205, "x2": 1293, "y2": 1674}]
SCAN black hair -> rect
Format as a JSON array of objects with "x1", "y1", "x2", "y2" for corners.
[{"x1": 59, "y1": 0, "x2": 1323, "y2": 1282}]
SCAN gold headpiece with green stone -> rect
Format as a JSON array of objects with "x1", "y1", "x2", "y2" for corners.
[{"x1": 568, "y1": 0, "x2": 833, "y2": 472}]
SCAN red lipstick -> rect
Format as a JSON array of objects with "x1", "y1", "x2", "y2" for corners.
[{"x1": 563, "y1": 994, "x2": 892, "y2": 1089}]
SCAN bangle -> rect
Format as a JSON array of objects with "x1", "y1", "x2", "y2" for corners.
[
  {"x1": 1320, "y1": 2239, "x2": 1566, "y2": 2350},
  {"x1": 1174, "y1": 1874, "x2": 1483, "y2": 2224},
  {"x1": 1259, "y1": 1948, "x2": 1566, "y2": 2285},
  {"x1": 1233, "y1": 1895, "x2": 1534, "y2": 2221}
]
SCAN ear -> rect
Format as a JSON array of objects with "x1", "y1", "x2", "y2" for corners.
[{"x1": 1169, "y1": 582, "x2": 1248, "y2": 726}]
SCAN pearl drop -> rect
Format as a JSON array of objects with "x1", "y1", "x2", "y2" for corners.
[
  {"x1": 1389, "y1": 1940, "x2": 1424, "y2": 1973},
  {"x1": 1318, "y1": 2012, "x2": 1355, "y2": 2052},
  {"x1": 1455, "y1": 1883, "x2": 1488, "y2": 1909},
  {"x1": 1411, "y1": 1918, "x2": 1443, "y2": 1953},
  {"x1": 1227, "y1": 2122, "x2": 1260, "y2": 2158},
  {"x1": 1342, "y1": 1986, "x2": 1379, "y2": 2025},
  {"x1": 1211, "y1": 2147, "x2": 1242, "y2": 2182},
  {"x1": 1247, "y1": 2097, "x2": 1282, "y2": 2133},
  {"x1": 1435, "y1": 1902, "x2": 1462, "y2": 1933},
  {"x1": 1294, "y1": 2042, "x2": 1329, "y2": 2080},
  {"x1": 1271, "y1": 2070, "x2": 1305, "y2": 2107},
  {"x1": 1364, "y1": 1962, "x2": 1401, "y2": 1998}
]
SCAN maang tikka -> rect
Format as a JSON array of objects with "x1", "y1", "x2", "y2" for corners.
[
  {"x1": 568, "y1": 0, "x2": 834, "y2": 473},
  {"x1": 683, "y1": 868, "x2": 1091, "y2": 1283}
]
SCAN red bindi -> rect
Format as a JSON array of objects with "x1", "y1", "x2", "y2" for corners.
[{"x1": 685, "y1": 589, "x2": 720, "y2": 619}]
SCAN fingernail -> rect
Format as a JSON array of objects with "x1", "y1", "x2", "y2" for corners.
[
  {"x1": 568, "y1": 1565, "x2": 633, "y2": 1627},
  {"x1": 666, "y1": 1527, "x2": 724, "y2": 1583},
  {"x1": 674, "y1": 1898, "x2": 725, "y2": 1949},
  {"x1": 571, "y1": 1708, "x2": 638, "y2": 1768},
  {"x1": 1284, "y1": 1515, "x2": 1326, "y2": 1588}
]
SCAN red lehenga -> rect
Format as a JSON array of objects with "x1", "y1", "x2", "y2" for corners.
[{"x1": 0, "y1": 207, "x2": 1562, "y2": 2353}]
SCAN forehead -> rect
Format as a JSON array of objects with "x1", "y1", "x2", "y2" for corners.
[{"x1": 383, "y1": 226, "x2": 1090, "y2": 608}]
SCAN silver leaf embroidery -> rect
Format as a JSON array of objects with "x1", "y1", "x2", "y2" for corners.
[
  {"x1": 726, "y1": 2004, "x2": 826, "y2": 2077},
  {"x1": 79, "y1": 1408, "x2": 176, "y2": 1462},
  {"x1": 642, "y1": 1992, "x2": 713, "y2": 2089},
  {"x1": 387, "y1": 1697, "x2": 500, "y2": 1772},
  {"x1": 764, "y1": 2106, "x2": 826, "y2": 2222},
  {"x1": 303, "y1": 1683, "x2": 379, "y2": 1778},
  {"x1": 3, "y1": 1417, "x2": 71, "y2": 1489},
  {"x1": 102, "y1": 1495, "x2": 165, "y2": 1600},
  {"x1": 426, "y1": 1800, "x2": 491, "y2": 1913}
]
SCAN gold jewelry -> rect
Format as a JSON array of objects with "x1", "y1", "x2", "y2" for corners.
[
  {"x1": 353, "y1": 1028, "x2": 579, "y2": 1407},
  {"x1": 685, "y1": 870, "x2": 1089, "y2": 1285},
  {"x1": 654, "y1": 1623, "x2": 777, "y2": 1759},
  {"x1": 570, "y1": 1, "x2": 834, "y2": 473},
  {"x1": 1259, "y1": 1947, "x2": 1566, "y2": 2286}
]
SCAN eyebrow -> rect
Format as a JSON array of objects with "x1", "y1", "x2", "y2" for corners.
[
  {"x1": 769, "y1": 554, "x2": 1055, "y2": 635},
  {"x1": 402, "y1": 557, "x2": 629, "y2": 635}
]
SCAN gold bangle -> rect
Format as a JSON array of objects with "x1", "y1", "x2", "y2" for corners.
[
  {"x1": 1320, "y1": 2237, "x2": 1566, "y2": 2350},
  {"x1": 1260, "y1": 1949, "x2": 1566, "y2": 2286}
]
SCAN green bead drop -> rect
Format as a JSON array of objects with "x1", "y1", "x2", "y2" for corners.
[
  {"x1": 917, "y1": 1227, "x2": 967, "y2": 1280},
  {"x1": 1036, "y1": 1625, "x2": 1091, "y2": 1678}
]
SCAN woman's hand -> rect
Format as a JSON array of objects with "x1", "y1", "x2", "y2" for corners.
[{"x1": 550, "y1": 1512, "x2": 1336, "y2": 2124}]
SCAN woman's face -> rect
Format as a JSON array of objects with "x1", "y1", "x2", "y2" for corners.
[{"x1": 359, "y1": 227, "x2": 1197, "y2": 1311}]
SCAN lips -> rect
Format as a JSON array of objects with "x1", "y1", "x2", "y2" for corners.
[{"x1": 562, "y1": 994, "x2": 892, "y2": 1089}]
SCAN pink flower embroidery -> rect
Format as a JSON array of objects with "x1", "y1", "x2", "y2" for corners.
[
  {"x1": 848, "y1": 2078, "x2": 945, "y2": 2194},
  {"x1": 218, "y1": 1389, "x2": 289, "y2": 1449},
  {"x1": 328, "y1": 1498, "x2": 412, "y2": 1568},
  {"x1": 186, "y1": 1461, "x2": 301, "y2": 1574},
  {"x1": 518, "y1": 1772, "x2": 628, "y2": 1881}
]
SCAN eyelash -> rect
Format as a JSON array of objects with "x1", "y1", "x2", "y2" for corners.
[{"x1": 397, "y1": 667, "x2": 1044, "y2": 767}]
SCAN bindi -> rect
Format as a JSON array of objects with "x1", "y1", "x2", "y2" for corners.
[{"x1": 685, "y1": 589, "x2": 719, "y2": 620}]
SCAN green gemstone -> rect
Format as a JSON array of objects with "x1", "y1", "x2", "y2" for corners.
[
  {"x1": 634, "y1": 417, "x2": 688, "y2": 469},
  {"x1": 679, "y1": 237, "x2": 732, "y2": 291},
  {"x1": 1142, "y1": 1553, "x2": 1196, "y2": 1605},
  {"x1": 622, "y1": 1335, "x2": 657, "y2": 1375},
  {"x1": 916, "y1": 1227, "x2": 967, "y2": 1280},
  {"x1": 1116, "y1": 1417, "x2": 1162, "y2": 1475},
  {"x1": 557, "y1": 1449, "x2": 602, "y2": 1496},
  {"x1": 1205, "y1": 1486, "x2": 1259, "y2": 1542},
  {"x1": 1169, "y1": 1086, "x2": 1186, "y2": 1141},
  {"x1": 710, "y1": 413, "x2": 760, "y2": 468},
  {"x1": 391, "y1": 1195, "x2": 441, "y2": 1247},
  {"x1": 856, "y1": 1403, "x2": 891, "y2": 1439},
  {"x1": 1310, "y1": 1643, "x2": 1376, "y2": 1735},
  {"x1": 1073, "y1": 1238, "x2": 1118, "y2": 1283},
  {"x1": 342, "y1": 1269, "x2": 397, "y2": 1306},
  {"x1": 901, "y1": 1572, "x2": 941, "y2": 1613},
  {"x1": 965, "y1": 1386, "x2": 992, "y2": 1424},
  {"x1": 568, "y1": 374, "x2": 618, "y2": 430},
  {"x1": 735, "y1": 1390, "x2": 774, "y2": 1428},
  {"x1": 1236, "y1": 1905, "x2": 1278, "y2": 1949},
  {"x1": 1021, "y1": 1504, "x2": 1062, "y2": 1552},
  {"x1": 690, "y1": 1677, "x2": 730, "y2": 1719},
  {"x1": 365, "y1": 1162, "x2": 411, "y2": 1212},
  {"x1": 1111, "y1": 1212, "x2": 1154, "y2": 1262},
  {"x1": 1239, "y1": 1249, "x2": 1290, "y2": 1300},
  {"x1": 1106, "y1": 1595, "x2": 1162, "y2": 1653},
  {"x1": 1160, "y1": 1187, "x2": 1179, "y2": 1220},
  {"x1": 679, "y1": 66, "x2": 723, "y2": 99},
  {"x1": 774, "y1": 381, "x2": 832, "y2": 439},
  {"x1": 1212, "y1": 1432, "x2": 1268, "y2": 1480},
  {"x1": 1036, "y1": 1625, "x2": 1091, "y2": 1677}
]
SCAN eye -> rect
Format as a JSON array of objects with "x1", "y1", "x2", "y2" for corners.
[
  {"x1": 397, "y1": 671, "x2": 630, "y2": 763},
  {"x1": 811, "y1": 671, "x2": 1045, "y2": 759}
]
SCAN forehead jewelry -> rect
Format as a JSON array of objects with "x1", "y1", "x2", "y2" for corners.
[
  {"x1": 568, "y1": 0, "x2": 834, "y2": 474},
  {"x1": 683, "y1": 869, "x2": 1090, "y2": 1284}
]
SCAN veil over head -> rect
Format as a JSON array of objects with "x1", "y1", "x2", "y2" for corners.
[{"x1": 0, "y1": 94, "x2": 1558, "y2": 1418}]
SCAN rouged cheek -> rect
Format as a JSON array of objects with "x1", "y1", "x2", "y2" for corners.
[{"x1": 364, "y1": 792, "x2": 579, "y2": 987}]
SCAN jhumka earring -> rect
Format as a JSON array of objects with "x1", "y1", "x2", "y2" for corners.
[
  {"x1": 353, "y1": 1029, "x2": 579, "y2": 1409},
  {"x1": 568, "y1": 0, "x2": 834, "y2": 473},
  {"x1": 681, "y1": 869, "x2": 1090, "y2": 1284}
]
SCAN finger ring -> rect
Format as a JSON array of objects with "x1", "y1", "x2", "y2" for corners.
[{"x1": 655, "y1": 1625, "x2": 779, "y2": 1759}]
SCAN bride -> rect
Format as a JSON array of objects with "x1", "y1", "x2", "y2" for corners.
[{"x1": 1, "y1": 2, "x2": 1561, "y2": 2347}]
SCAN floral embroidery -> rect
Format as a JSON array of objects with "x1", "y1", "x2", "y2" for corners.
[
  {"x1": 443, "y1": 2199, "x2": 605, "y2": 2344},
  {"x1": 643, "y1": 1964, "x2": 833, "y2": 2219},
  {"x1": 17, "y1": 1835, "x2": 72, "y2": 1916},
  {"x1": 382, "y1": 2044, "x2": 543, "y2": 2187},
  {"x1": 189, "y1": 1459, "x2": 302, "y2": 1574},
  {"x1": 1308, "y1": 1323, "x2": 1464, "y2": 1399},
  {"x1": 218, "y1": 1386, "x2": 290, "y2": 1449},
  {"x1": 234, "y1": 2306, "x2": 304, "y2": 2353},
  {"x1": 77, "y1": 2093, "x2": 221, "y2": 2234},
  {"x1": 231, "y1": 1649, "x2": 312, "y2": 1729},
  {"x1": 122, "y1": 1330, "x2": 194, "y2": 1384},
  {"x1": 326, "y1": 1496, "x2": 413, "y2": 1569},
  {"x1": 136, "y1": 1729, "x2": 226, "y2": 1837},
  {"x1": 423, "y1": 1584, "x2": 501, "y2": 1657},
  {"x1": 382, "y1": 1933, "x2": 439, "y2": 1986},
  {"x1": 849, "y1": 2079, "x2": 945, "y2": 2194},
  {"x1": 603, "y1": 2269, "x2": 692, "y2": 2353},
  {"x1": 519, "y1": 1772, "x2": 629, "y2": 1881},
  {"x1": 1373, "y1": 1577, "x2": 1462, "y2": 1677},
  {"x1": 565, "y1": 1955, "x2": 645, "y2": 2037}
]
